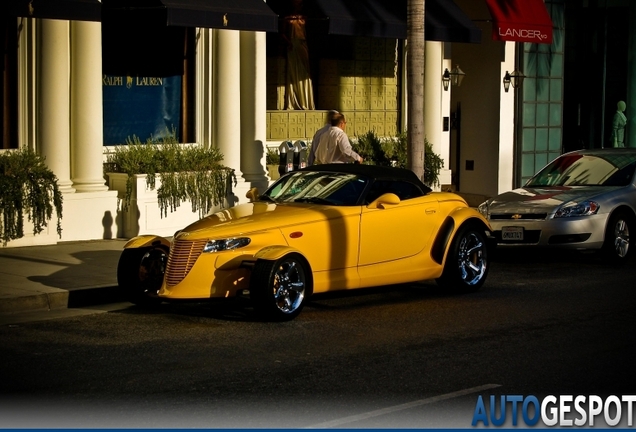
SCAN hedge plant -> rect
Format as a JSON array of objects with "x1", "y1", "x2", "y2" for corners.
[
  {"x1": 104, "y1": 131, "x2": 236, "y2": 218},
  {"x1": 353, "y1": 131, "x2": 444, "y2": 187},
  {"x1": 0, "y1": 148, "x2": 63, "y2": 245}
]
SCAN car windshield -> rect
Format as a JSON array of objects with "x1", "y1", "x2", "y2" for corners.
[
  {"x1": 261, "y1": 171, "x2": 369, "y2": 206},
  {"x1": 526, "y1": 153, "x2": 636, "y2": 187}
]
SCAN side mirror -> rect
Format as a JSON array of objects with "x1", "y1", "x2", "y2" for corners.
[
  {"x1": 246, "y1": 187, "x2": 259, "y2": 202},
  {"x1": 367, "y1": 193, "x2": 400, "y2": 209}
]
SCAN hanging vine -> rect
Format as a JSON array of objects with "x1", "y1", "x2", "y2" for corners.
[{"x1": 0, "y1": 148, "x2": 63, "y2": 245}]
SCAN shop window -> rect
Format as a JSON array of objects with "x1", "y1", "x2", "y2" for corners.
[
  {"x1": 101, "y1": 23, "x2": 195, "y2": 145},
  {"x1": 1, "y1": 17, "x2": 19, "y2": 149}
]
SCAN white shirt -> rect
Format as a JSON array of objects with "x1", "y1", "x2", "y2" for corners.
[{"x1": 314, "y1": 126, "x2": 362, "y2": 164}]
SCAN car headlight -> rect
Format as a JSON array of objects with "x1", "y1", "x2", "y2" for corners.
[
  {"x1": 478, "y1": 201, "x2": 490, "y2": 218},
  {"x1": 554, "y1": 200, "x2": 600, "y2": 218},
  {"x1": 202, "y1": 237, "x2": 251, "y2": 253}
]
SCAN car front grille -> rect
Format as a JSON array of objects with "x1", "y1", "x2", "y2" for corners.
[
  {"x1": 490, "y1": 213, "x2": 548, "y2": 221},
  {"x1": 165, "y1": 239, "x2": 207, "y2": 287}
]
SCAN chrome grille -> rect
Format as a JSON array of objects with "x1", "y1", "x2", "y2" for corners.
[
  {"x1": 165, "y1": 239, "x2": 207, "y2": 286},
  {"x1": 490, "y1": 213, "x2": 548, "y2": 221}
]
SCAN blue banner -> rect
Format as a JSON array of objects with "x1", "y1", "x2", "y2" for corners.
[{"x1": 103, "y1": 74, "x2": 182, "y2": 145}]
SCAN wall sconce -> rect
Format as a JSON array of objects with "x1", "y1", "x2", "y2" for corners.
[
  {"x1": 503, "y1": 68, "x2": 525, "y2": 92},
  {"x1": 442, "y1": 65, "x2": 466, "y2": 91}
]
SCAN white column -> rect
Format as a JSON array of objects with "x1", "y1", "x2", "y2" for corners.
[
  {"x1": 70, "y1": 20, "x2": 108, "y2": 192},
  {"x1": 424, "y1": 42, "x2": 443, "y2": 160},
  {"x1": 39, "y1": 19, "x2": 74, "y2": 193},
  {"x1": 239, "y1": 31, "x2": 269, "y2": 192},
  {"x1": 498, "y1": 41, "x2": 516, "y2": 193},
  {"x1": 214, "y1": 29, "x2": 242, "y2": 177}
]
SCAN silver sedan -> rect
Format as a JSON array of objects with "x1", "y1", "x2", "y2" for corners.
[{"x1": 478, "y1": 148, "x2": 636, "y2": 262}]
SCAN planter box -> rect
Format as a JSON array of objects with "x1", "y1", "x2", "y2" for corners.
[
  {"x1": 2, "y1": 215, "x2": 60, "y2": 248},
  {"x1": 107, "y1": 173, "x2": 224, "y2": 239}
]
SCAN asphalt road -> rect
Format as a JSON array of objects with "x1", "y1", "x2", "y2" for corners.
[{"x1": 1, "y1": 249, "x2": 635, "y2": 428}]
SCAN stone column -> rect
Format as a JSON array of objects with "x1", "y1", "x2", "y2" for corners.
[
  {"x1": 70, "y1": 20, "x2": 108, "y2": 192},
  {"x1": 39, "y1": 19, "x2": 74, "y2": 193},
  {"x1": 214, "y1": 29, "x2": 242, "y2": 177},
  {"x1": 239, "y1": 30, "x2": 269, "y2": 192}
]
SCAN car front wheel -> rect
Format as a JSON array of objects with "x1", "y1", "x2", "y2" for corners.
[
  {"x1": 436, "y1": 223, "x2": 489, "y2": 292},
  {"x1": 117, "y1": 246, "x2": 168, "y2": 306},
  {"x1": 250, "y1": 253, "x2": 310, "y2": 321},
  {"x1": 602, "y1": 210, "x2": 633, "y2": 262}
]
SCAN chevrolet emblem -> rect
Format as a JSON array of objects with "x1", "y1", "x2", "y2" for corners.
[{"x1": 511, "y1": 214, "x2": 522, "y2": 219}]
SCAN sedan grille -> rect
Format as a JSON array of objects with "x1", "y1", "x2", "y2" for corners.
[
  {"x1": 490, "y1": 213, "x2": 548, "y2": 221},
  {"x1": 165, "y1": 239, "x2": 207, "y2": 286}
]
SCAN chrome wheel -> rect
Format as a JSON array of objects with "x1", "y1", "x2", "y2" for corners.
[
  {"x1": 603, "y1": 211, "x2": 633, "y2": 262},
  {"x1": 612, "y1": 218, "x2": 630, "y2": 258},
  {"x1": 436, "y1": 223, "x2": 489, "y2": 292},
  {"x1": 271, "y1": 258, "x2": 306, "y2": 314},
  {"x1": 457, "y1": 231, "x2": 488, "y2": 285},
  {"x1": 251, "y1": 253, "x2": 311, "y2": 321}
]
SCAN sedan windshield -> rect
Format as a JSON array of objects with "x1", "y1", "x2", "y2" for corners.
[
  {"x1": 526, "y1": 153, "x2": 636, "y2": 187},
  {"x1": 262, "y1": 171, "x2": 369, "y2": 206}
]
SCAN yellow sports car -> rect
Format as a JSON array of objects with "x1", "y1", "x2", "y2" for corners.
[{"x1": 117, "y1": 164, "x2": 494, "y2": 321}]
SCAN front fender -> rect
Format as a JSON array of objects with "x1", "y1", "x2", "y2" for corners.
[
  {"x1": 253, "y1": 245, "x2": 305, "y2": 261},
  {"x1": 123, "y1": 235, "x2": 171, "y2": 250},
  {"x1": 430, "y1": 208, "x2": 493, "y2": 265}
]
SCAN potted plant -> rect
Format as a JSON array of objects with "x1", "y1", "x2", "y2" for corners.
[
  {"x1": 0, "y1": 148, "x2": 63, "y2": 246},
  {"x1": 104, "y1": 131, "x2": 235, "y2": 238}
]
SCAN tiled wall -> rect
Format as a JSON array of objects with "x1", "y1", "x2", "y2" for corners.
[{"x1": 266, "y1": 37, "x2": 401, "y2": 142}]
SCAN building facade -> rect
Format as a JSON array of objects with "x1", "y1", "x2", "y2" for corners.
[{"x1": 2, "y1": 0, "x2": 635, "y2": 246}]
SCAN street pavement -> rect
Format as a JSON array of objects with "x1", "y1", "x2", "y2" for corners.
[{"x1": 0, "y1": 239, "x2": 129, "y2": 324}]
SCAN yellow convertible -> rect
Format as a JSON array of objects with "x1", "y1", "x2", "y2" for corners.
[{"x1": 117, "y1": 164, "x2": 494, "y2": 320}]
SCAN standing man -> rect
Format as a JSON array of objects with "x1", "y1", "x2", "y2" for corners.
[
  {"x1": 314, "y1": 113, "x2": 363, "y2": 164},
  {"x1": 308, "y1": 109, "x2": 339, "y2": 165}
]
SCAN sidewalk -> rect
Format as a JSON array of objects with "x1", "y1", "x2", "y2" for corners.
[{"x1": 0, "y1": 239, "x2": 128, "y2": 319}]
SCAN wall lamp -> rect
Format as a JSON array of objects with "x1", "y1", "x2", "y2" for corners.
[
  {"x1": 503, "y1": 68, "x2": 525, "y2": 92},
  {"x1": 442, "y1": 65, "x2": 465, "y2": 91}
]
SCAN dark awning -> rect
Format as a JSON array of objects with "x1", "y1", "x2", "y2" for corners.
[
  {"x1": 6, "y1": 0, "x2": 101, "y2": 21},
  {"x1": 266, "y1": 0, "x2": 480, "y2": 43},
  {"x1": 425, "y1": 0, "x2": 481, "y2": 44},
  {"x1": 102, "y1": 0, "x2": 279, "y2": 33},
  {"x1": 485, "y1": 0, "x2": 553, "y2": 44}
]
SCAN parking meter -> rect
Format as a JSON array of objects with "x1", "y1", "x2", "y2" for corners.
[
  {"x1": 293, "y1": 140, "x2": 308, "y2": 170},
  {"x1": 278, "y1": 141, "x2": 294, "y2": 176}
]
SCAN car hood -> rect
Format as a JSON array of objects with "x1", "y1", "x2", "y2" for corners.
[
  {"x1": 177, "y1": 201, "x2": 358, "y2": 239},
  {"x1": 486, "y1": 186, "x2": 620, "y2": 213}
]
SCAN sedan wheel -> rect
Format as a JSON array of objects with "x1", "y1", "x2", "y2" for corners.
[
  {"x1": 602, "y1": 211, "x2": 633, "y2": 262},
  {"x1": 117, "y1": 246, "x2": 168, "y2": 306},
  {"x1": 250, "y1": 253, "x2": 310, "y2": 321},
  {"x1": 436, "y1": 223, "x2": 489, "y2": 292}
]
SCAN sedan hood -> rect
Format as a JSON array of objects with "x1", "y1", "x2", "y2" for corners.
[
  {"x1": 178, "y1": 201, "x2": 358, "y2": 239},
  {"x1": 486, "y1": 186, "x2": 620, "y2": 213}
]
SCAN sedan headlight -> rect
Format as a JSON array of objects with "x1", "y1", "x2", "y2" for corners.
[
  {"x1": 478, "y1": 201, "x2": 490, "y2": 218},
  {"x1": 554, "y1": 200, "x2": 600, "y2": 218},
  {"x1": 203, "y1": 237, "x2": 251, "y2": 253}
]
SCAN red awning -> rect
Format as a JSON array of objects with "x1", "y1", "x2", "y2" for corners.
[{"x1": 485, "y1": 0, "x2": 553, "y2": 44}]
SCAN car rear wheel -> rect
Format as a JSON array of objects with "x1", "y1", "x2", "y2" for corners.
[
  {"x1": 117, "y1": 246, "x2": 168, "y2": 306},
  {"x1": 250, "y1": 253, "x2": 310, "y2": 321},
  {"x1": 602, "y1": 210, "x2": 633, "y2": 262},
  {"x1": 436, "y1": 223, "x2": 489, "y2": 292}
]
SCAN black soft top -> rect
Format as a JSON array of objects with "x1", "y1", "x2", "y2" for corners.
[{"x1": 301, "y1": 163, "x2": 432, "y2": 193}]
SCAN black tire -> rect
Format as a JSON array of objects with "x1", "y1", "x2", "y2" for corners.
[
  {"x1": 601, "y1": 210, "x2": 633, "y2": 263},
  {"x1": 250, "y1": 253, "x2": 311, "y2": 321},
  {"x1": 117, "y1": 246, "x2": 168, "y2": 306},
  {"x1": 436, "y1": 223, "x2": 489, "y2": 293}
]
